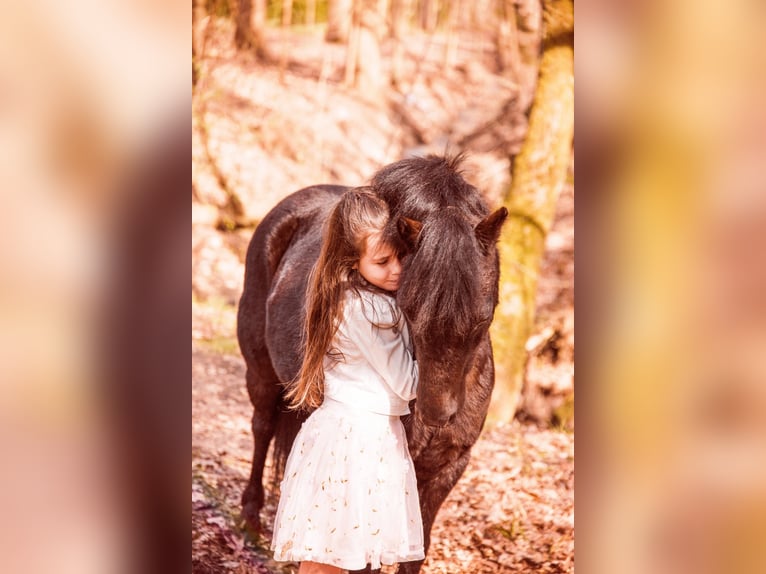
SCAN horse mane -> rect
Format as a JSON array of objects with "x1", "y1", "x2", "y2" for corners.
[
  {"x1": 397, "y1": 208, "x2": 481, "y2": 342},
  {"x1": 372, "y1": 153, "x2": 488, "y2": 225},
  {"x1": 371, "y1": 154, "x2": 489, "y2": 341}
]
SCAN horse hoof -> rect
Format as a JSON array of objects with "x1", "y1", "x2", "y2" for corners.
[{"x1": 240, "y1": 505, "x2": 263, "y2": 538}]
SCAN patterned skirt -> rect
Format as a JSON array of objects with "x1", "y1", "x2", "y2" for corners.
[{"x1": 271, "y1": 398, "x2": 424, "y2": 570}]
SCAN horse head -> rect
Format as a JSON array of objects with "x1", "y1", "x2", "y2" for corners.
[
  {"x1": 397, "y1": 207, "x2": 506, "y2": 426},
  {"x1": 372, "y1": 155, "x2": 507, "y2": 427}
]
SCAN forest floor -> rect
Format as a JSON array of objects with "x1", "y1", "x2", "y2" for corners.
[
  {"x1": 192, "y1": 340, "x2": 574, "y2": 574},
  {"x1": 192, "y1": 18, "x2": 573, "y2": 573}
]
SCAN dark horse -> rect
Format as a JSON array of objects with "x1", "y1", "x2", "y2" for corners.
[{"x1": 237, "y1": 155, "x2": 507, "y2": 573}]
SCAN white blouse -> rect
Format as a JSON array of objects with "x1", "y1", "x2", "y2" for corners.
[{"x1": 323, "y1": 289, "x2": 419, "y2": 416}]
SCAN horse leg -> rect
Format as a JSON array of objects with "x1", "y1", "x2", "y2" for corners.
[
  {"x1": 240, "y1": 360, "x2": 282, "y2": 534},
  {"x1": 398, "y1": 451, "x2": 472, "y2": 574}
]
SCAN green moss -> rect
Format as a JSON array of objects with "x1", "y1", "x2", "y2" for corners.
[
  {"x1": 205, "y1": 0, "x2": 230, "y2": 18},
  {"x1": 268, "y1": 0, "x2": 329, "y2": 26},
  {"x1": 193, "y1": 293, "x2": 237, "y2": 313},
  {"x1": 198, "y1": 336, "x2": 240, "y2": 355},
  {"x1": 494, "y1": 518, "x2": 525, "y2": 541},
  {"x1": 192, "y1": 295, "x2": 238, "y2": 353}
]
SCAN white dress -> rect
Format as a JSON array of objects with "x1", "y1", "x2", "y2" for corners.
[{"x1": 271, "y1": 290, "x2": 425, "y2": 570}]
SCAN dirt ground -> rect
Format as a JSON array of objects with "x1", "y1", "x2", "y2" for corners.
[{"x1": 192, "y1": 343, "x2": 573, "y2": 574}]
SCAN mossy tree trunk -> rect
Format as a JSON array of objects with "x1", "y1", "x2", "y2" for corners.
[{"x1": 489, "y1": 0, "x2": 574, "y2": 422}]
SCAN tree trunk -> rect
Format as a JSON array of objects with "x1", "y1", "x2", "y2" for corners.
[
  {"x1": 495, "y1": 0, "x2": 522, "y2": 78},
  {"x1": 232, "y1": 0, "x2": 270, "y2": 60},
  {"x1": 514, "y1": 0, "x2": 543, "y2": 110},
  {"x1": 390, "y1": 0, "x2": 412, "y2": 87},
  {"x1": 444, "y1": 0, "x2": 462, "y2": 69},
  {"x1": 419, "y1": 0, "x2": 439, "y2": 31},
  {"x1": 467, "y1": 0, "x2": 492, "y2": 31},
  {"x1": 278, "y1": 0, "x2": 294, "y2": 81},
  {"x1": 326, "y1": 0, "x2": 353, "y2": 42},
  {"x1": 346, "y1": 0, "x2": 386, "y2": 92},
  {"x1": 390, "y1": 0, "x2": 412, "y2": 39},
  {"x1": 253, "y1": 0, "x2": 270, "y2": 60},
  {"x1": 281, "y1": 0, "x2": 294, "y2": 27},
  {"x1": 192, "y1": 0, "x2": 208, "y2": 87},
  {"x1": 344, "y1": 5, "x2": 360, "y2": 86},
  {"x1": 489, "y1": 0, "x2": 574, "y2": 422}
]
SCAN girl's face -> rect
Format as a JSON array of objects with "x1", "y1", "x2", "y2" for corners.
[{"x1": 356, "y1": 232, "x2": 402, "y2": 292}]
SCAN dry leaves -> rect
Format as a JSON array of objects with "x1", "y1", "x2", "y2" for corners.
[{"x1": 192, "y1": 345, "x2": 573, "y2": 573}]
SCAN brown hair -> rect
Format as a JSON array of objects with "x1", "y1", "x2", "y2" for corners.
[{"x1": 284, "y1": 188, "x2": 391, "y2": 410}]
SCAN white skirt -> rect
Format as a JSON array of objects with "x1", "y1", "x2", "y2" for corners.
[{"x1": 271, "y1": 398, "x2": 425, "y2": 570}]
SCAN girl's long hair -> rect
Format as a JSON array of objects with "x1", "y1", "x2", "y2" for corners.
[{"x1": 284, "y1": 188, "x2": 390, "y2": 411}]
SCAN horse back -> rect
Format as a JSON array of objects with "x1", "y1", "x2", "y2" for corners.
[{"x1": 237, "y1": 185, "x2": 348, "y2": 379}]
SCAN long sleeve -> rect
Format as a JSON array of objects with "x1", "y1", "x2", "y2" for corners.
[
  {"x1": 323, "y1": 290, "x2": 419, "y2": 415},
  {"x1": 343, "y1": 299, "x2": 419, "y2": 401}
]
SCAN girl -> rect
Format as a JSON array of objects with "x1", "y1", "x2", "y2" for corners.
[{"x1": 271, "y1": 189, "x2": 424, "y2": 573}]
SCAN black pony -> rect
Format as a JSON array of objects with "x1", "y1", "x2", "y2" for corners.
[{"x1": 237, "y1": 155, "x2": 507, "y2": 573}]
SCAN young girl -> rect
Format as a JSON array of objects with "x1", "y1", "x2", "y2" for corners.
[{"x1": 271, "y1": 189, "x2": 424, "y2": 573}]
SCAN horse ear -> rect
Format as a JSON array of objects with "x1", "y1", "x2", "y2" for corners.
[
  {"x1": 475, "y1": 207, "x2": 508, "y2": 254},
  {"x1": 397, "y1": 217, "x2": 423, "y2": 249}
]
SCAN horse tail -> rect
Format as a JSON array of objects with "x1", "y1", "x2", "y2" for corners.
[{"x1": 270, "y1": 408, "x2": 307, "y2": 486}]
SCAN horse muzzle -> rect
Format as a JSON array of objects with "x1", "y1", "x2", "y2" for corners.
[{"x1": 416, "y1": 400, "x2": 459, "y2": 428}]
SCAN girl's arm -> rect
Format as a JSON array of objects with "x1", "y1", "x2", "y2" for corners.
[{"x1": 345, "y1": 297, "x2": 419, "y2": 400}]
